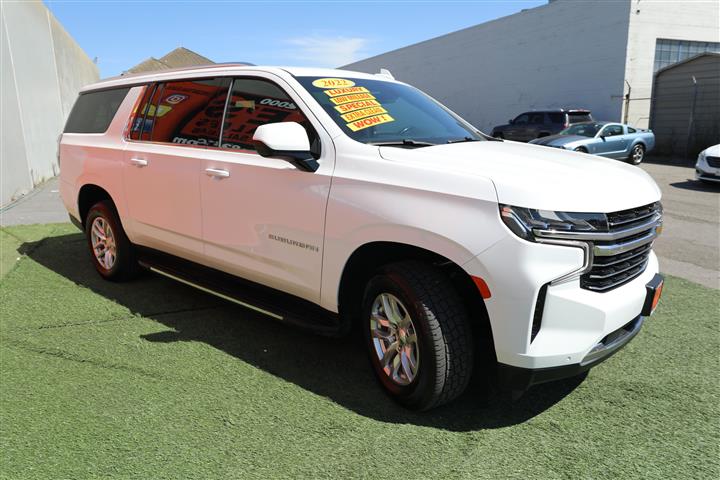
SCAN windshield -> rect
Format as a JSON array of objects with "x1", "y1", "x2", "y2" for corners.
[
  {"x1": 295, "y1": 76, "x2": 484, "y2": 146},
  {"x1": 560, "y1": 122, "x2": 604, "y2": 137}
]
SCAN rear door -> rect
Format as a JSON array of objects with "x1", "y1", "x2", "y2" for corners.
[
  {"x1": 198, "y1": 74, "x2": 333, "y2": 303},
  {"x1": 122, "y1": 78, "x2": 231, "y2": 260}
]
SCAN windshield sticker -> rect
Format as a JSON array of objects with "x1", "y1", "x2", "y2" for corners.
[
  {"x1": 330, "y1": 92, "x2": 376, "y2": 105},
  {"x1": 324, "y1": 86, "x2": 369, "y2": 97},
  {"x1": 334, "y1": 99, "x2": 382, "y2": 113},
  {"x1": 346, "y1": 113, "x2": 395, "y2": 132},
  {"x1": 341, "y1": 106, "x2": 388, "y2": 122},
  {"x1": 312, "y1": 78, "x2": 355, "y2": 89}
]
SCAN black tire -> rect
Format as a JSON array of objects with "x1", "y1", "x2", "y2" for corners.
[
  {"x1": 85, "y1": 200, "x2": 140, "y2": 281},
  {"x1": 362, "y1": 261, "x2": 473, "y2": 410},
  {"x1": 574, "y1": 147, "x2": 588, "y2": 153},
  {"x1": 629, "y1": 144, "x2": 645, "y2": 165}
]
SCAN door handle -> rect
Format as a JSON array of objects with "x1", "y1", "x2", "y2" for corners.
[
  {"x1": 205, "y1": 168, "x2": 230, "y2": 178},
  {"x1": 130, "y1": 158, "x2": 148, "y2": 167}
]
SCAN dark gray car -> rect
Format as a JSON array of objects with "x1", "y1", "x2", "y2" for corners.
[{"x1": 491, "y1": 109, "x2": 592, "y2": 142}]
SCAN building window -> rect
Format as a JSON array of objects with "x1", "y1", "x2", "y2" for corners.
[{"x1": 654, "y1": 38, "x2": 720, "y2": 72}]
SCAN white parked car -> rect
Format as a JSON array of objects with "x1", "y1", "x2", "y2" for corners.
[
  {"x1": 695, "y1": 144, "x2": 720, "y2": 183},
  {"x1": 59, "y1": 65, "x2": 664, "y2": 410}
]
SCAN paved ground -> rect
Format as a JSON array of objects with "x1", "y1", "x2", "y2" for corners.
[
  {"x1": 0, "y1": 177, "x2": 67, "y2": 226},
  {"x1": 641, "y1": 161, "x2": 719, "y2": 289},
  {"x1": 1, "y1": 163, "x2": 718, "y2": 288}
]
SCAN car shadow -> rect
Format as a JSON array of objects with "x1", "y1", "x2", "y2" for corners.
[
  {"x1": 19, "y1": 233, "x2": 585, "y2": 432},
  {"x1": 670, "y1": 180, "x2": 720, "y2": 192}
]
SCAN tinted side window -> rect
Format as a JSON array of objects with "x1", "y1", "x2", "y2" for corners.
[
  {"x1": 568, "y1": 112, "x2": 592, "y2": 123},
  {"x1": 64, "y1": 87, "x2": 130, "y2": 134},
  {"x1": 529, "y1": 113, "x2": 544, "y2": 125},
  {"x1": 602, "y1": 125, "x2": 624, "y2": 137},
  {"x1": 147, "y1": 78, "x2": 231, "y2": 146},
  {"x1": 547, "y1": 113, "x2": 565, "y2": 124},
  {"x1": 627, "y1": 126, "x2": 636, "y2": 133},
  {"x1": 513, "y1": 114, "x2": 529, "y2": 125},
  {"x1": 129, "y1": 84, "x2": 162, "y2": 141},
  {"x1": 221, "y1": 78, "x2": 311, "y2": 151}
]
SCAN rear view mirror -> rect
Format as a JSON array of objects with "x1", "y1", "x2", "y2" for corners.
[{"x1": 253, "y1": 122, "x2": 318, "y2": 172}]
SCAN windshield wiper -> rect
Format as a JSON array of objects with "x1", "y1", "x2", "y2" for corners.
[
  {"x1": 447, "y1": 137, "x2": 480, "y2": 144},
  {"x1": 369, "y1": 139, "x2": 436, "y2": 148}
]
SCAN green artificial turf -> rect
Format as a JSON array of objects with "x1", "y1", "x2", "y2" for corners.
[{"x1": 1, "y1": 224, "x2": 718, "y2": 479}]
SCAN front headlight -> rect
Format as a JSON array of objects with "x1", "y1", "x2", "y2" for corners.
[{"x1": 500, "y1": 204, "x2": 607, "y2": 242}]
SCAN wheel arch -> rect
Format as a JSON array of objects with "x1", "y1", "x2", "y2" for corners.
[
  {"x1": 336, "y1": 240, "x2": 495, "y2": 362},
  {"x1": 77, "y1": 184, "x2": 114, "y2": 227}
]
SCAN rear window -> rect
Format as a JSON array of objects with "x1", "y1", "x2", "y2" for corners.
[
  {"x1": 64, "y1": 87, "x2": 130, "y2": 134},
  {"x1": 568, "y1": 112, "x2": 592, "y2": 124}
]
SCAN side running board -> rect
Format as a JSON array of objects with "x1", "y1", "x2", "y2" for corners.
[{"x1": 137, "y1": 248, "x2": 347, "y2": 337}]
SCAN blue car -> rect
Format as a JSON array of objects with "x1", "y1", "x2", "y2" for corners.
[{"x1": 529, "y1": 121, "x2": 655, "y2": 164}]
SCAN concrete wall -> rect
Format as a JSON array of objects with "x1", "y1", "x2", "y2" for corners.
[
  {"x1": 623, "y1": 0, "x2": 719, "y2": 129},
  {"x1": 1, "y1": 1, "x2": 98, "y2": 206},
  {"x1": 650, "y1": 54, "x2": 720, "y2": 159},
  {"x1": 342, "y1": 0, "x2": 631, "y2": 133}
]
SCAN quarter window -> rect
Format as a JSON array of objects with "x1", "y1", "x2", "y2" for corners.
[{"x1": 64, "y1": 87, "x2": 130, "y2": 134}]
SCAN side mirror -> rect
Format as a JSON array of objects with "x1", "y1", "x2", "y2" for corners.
[
  {"x1": 253, "y1": 122, "x2": 318, "y2": 172},
  {"x1": 509, "y1": 119, "x2": 514, "y2": 125}
]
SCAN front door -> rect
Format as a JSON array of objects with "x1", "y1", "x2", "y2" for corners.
[
  {"x1": 199, "y1": 76, "x2": 333, "y2": 303},
  {"x1": 595, "y1": 124, "x2": 627, "y2": 157}
]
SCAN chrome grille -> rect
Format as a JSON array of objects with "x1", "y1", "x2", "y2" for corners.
[
  {"x1": 706, "y1": 156, "x2": 720, "y2": 168},
  {"x1": 533, "y1": 202, "x2": 662, "y2": 292},
  {"x1": 581, "y1": 203, "x2": 662, "y2": 292}
]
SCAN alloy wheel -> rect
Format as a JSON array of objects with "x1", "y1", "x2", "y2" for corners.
[
  {"x1": 90, "y1": 217, "x2": 117, "y2": 270},
  {"x1": 369, "y1": 293, "x2": 420, "y2": 386}
]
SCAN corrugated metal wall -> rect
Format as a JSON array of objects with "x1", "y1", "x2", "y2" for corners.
[
  {"x1": 650, "y1": 54, "x2": 720, "y2": 161},
  {"x1": 1, "y1": 2, "x2": 99, "y2": 206}
]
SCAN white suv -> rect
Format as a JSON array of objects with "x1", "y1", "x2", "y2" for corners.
[{"x1": 59, "y1": 65, "x2": 664, "y2": 410}]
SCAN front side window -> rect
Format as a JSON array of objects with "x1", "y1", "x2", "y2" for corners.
[
  {"x1": 220, "y1": 78, "x2": 312, "y2": 151},
  {"x1": 601, "y1": 125, "x2": 624, "y2": 137},
  {"x1": 296, "y1": 76, "x2": 483, "y2": 146},
  {"x1": 513, "y1": 114, "x2": 529, "y2": 125}
]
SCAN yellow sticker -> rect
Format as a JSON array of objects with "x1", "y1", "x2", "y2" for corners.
[
  {"x1": 145, "y1": 104, "x2": 172, "y2": 117},
  {"x1": 330, "y1": 92, "x2": 376, "y2": 105},
  {"x1": 334, "y1": 99, "x2": 381, "y2": 113},
  {"x1": 235, "y1": 100, "x2": 255, "y2": 109},
  {"x1": 312, "y1": 78, "x2": 355, "y2": 89},
  {"x1": 341, "y1": 106, "x2": 388, "y2": 122},
  {"x1": 324, "y1": 86, "x2": 369, "y2": 97},
  {"x1": 346, "y1": 113, "x2": 395, "y2": 132}
]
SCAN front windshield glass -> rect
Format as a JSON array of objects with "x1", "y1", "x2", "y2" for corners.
[
  {"x1": 295, "y1": 76, "x2": 484, "y2": 146},
  {"x1": 560, "y1": 122, "x2": 604, "y2": 137}
]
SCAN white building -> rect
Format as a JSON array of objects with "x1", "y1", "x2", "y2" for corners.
[
  {"x1": 1, "y1": 1, "x2": 99, "y2": 206},
  {"x1": 342, "y1": 0, "x2": 719, "y2": 134}
]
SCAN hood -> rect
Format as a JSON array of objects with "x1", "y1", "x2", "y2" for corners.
[
  {"x1": 701, "y1": 144, "x2": 720, "y2": 157},
  {"x1": 529, "y1": 134, "x2": 587, "y2": 146},
  {"x1": 378, "y1": 140, "x2": 661, "y2": 212}
]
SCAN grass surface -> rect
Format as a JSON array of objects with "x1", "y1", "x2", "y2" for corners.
[{"x1": 1, "y1": 223, "x2": 718, "y2": 479}]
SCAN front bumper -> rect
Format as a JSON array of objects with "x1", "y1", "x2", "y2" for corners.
[
  {"x1": 497, "y1": 314, "x2": 644, "y2": 391},
  {"x1": 464, "y1": 230, "x2": 660, "y2": 371},
  {"x1": 696, "y1": 168, "x2": 720, "y2": 182}
]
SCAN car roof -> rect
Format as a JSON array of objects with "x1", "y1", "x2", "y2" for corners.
[{"x1": 80, "y1": 64, "x2": 398, "y2": 93}]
